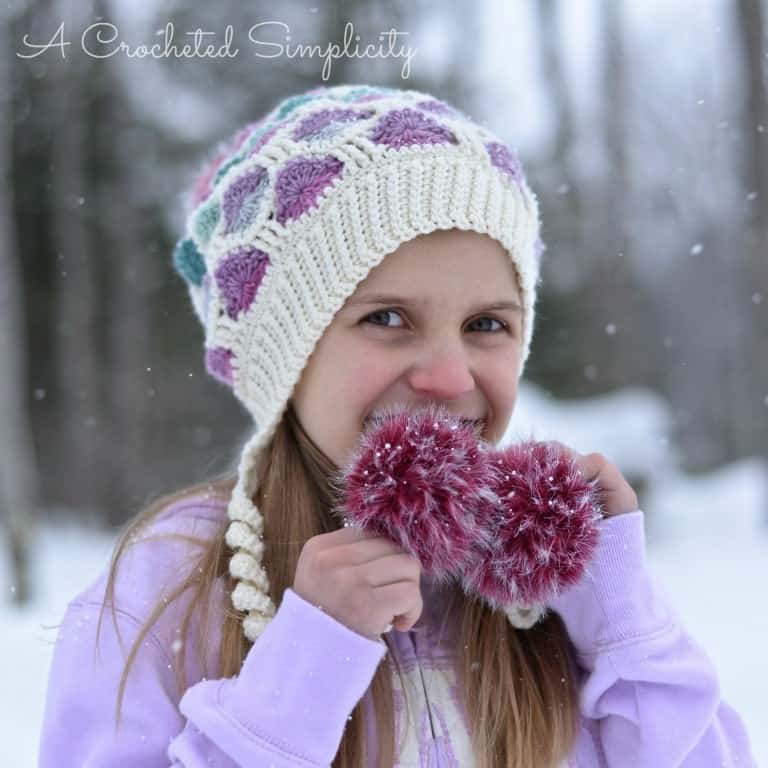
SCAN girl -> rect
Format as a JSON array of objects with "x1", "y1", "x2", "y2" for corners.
[{"x1": 39, "y1": 83, "x2": 755, "y2": 767}]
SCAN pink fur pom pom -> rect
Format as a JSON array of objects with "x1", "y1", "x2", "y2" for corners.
[
  {"x1": 461, "y1": 440, "x2": 603, "y2": 608},
  {"x1": 332, "y1": 403, "x2": 499, "y2": 582}
]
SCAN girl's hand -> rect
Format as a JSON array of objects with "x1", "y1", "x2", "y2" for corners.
[
  {"x1": 549, "y1": 441, "x2": 639, "y2": 518},
  {"x1": 293, "y1": 526, "x2": 423, "y2": 641}
]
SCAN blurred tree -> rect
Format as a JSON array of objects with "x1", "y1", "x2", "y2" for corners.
[
  {"x1": 533, "y1": 0, "x2": 584, "y2": 294},
  {"x1": 528, "y1": 0, "x2": 589, "y2": 394},
  {"x1": 0, "y1": 4, "x2": 41, "y2": 605},
  {"x1": 735, "y1": 0, "x2": 768, "y2": 522},
  {"x1": 85, "y1": 0, "x2": 158, "y2": 525},
  {"x1": 531, "y1": 0, "x2": 662, "y2": 400},
  {"x1": 43, "y1": 0, "x2": 113, "y2": 514}
]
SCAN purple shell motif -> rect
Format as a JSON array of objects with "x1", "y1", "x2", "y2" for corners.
[
  {"x1": 292, "y1": 108, "x2": 374, "y2": 143},
  {"x1": 369, "y1": 108, "x2": 458, "y2": 150},
  {"x1": 274, "y1": 155, "x2": 345, "y2": 225},
  {"x1": 205, "y1": 346, "x2": 235, "y2": 387},
  {"x1": 486, "y1": 141, "x2": 525, "y2": 185},
  {"x1": 222, "y1": 166, "x2": 269, "y2": 236},
  {"x1": 214, "y1": 245, "x2": 270, "y2": 320}
]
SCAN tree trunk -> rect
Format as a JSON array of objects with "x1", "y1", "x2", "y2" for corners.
[
  {"x1": 0, "y1": 9, "x2": 41, "y2": 605},
  {"x1": 735, "y1": 0, "x2": 768, "y2": 524},
  {"x1": 534, "y1": 0, "x2": 586, "y2": 294},
  {"x1": 48, "y1": 0, "x2": 111, "y2": 516},
  {"x1": 90, "y1": 0, "x2": 156, "y2": 523}
]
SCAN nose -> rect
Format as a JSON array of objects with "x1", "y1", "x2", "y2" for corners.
[{"x1": 407, "y1": 345, "x2": 475, "y2": 400}]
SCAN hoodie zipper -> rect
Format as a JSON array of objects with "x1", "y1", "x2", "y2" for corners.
[{"x1": 408, "y1": 631, "x2": 437, "y2": 741}]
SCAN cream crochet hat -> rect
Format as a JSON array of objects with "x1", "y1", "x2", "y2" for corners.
[{"x1": 171, "y1": 83, "x2": 545, "y2": 643}]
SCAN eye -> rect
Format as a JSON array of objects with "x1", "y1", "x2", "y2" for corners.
[
  {"x1": 467, "y1": 316, "x2": 508, "y2": 333},
  {"x1": 363, "y1": 309, "x2": 406, "y2": 328}
]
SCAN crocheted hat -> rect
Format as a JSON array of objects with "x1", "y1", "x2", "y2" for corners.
[{"x1": 171, "y1": 83, "x2": 545, "y2": 644}]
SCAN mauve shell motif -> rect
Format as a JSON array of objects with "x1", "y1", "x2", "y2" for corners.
[
  {"x1": 221, "y1": 166, "x2": 269, "y2": 236},
  {"x1": 214, "y1": 245, "x2": 270, "y2": 320},
  {"x1": 370, "y1": 107, "x2": 459, "y2": 150},
  {"x1": 485, "y1": 141, "x2": 525, "y2": 185},
  {"x1": 205, "y1": 346, "x2": 235, "y2": 387},
  {"x1": 291, "y1": 108, "x2": 374, "y2": 143},
  {"x1": 273, "y1": 155, "x2": 345, "y2": 225}
]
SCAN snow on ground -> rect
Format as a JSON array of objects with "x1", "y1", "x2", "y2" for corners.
[{"x1": 2, "y1": 383, "x2": 766, "y2": 765}]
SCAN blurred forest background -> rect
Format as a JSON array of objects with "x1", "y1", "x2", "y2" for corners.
[{"x1": 1, "y1": 0, "x2": 766, "y2": 606}]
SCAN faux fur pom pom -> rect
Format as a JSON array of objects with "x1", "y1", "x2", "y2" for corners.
[
  {"x1": 460, "y1": 440, "x2": 603, "y2": 609},
  {"x1": 333, "y1": 403, "x2": 499, "y2": 584}
]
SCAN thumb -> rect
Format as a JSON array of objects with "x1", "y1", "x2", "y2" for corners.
[
  {"x1": 392, "y1": 613, "x2": 415, "y2": 632},
  {"x1": 392, "y1": 599, "x2": 423, "y2": 631}
]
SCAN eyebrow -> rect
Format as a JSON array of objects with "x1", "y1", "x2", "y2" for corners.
[{"x1": 346, "y1": 293, "x2": 523, "y2": 313}]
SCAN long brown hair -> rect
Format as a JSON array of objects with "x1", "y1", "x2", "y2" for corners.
[{"x1": 96, "y1": 401, "x2": 580, "y2": 767}]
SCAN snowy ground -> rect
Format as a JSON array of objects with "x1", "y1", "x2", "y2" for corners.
[{"x1": 2, "y1": 383, "x2": 766, "y2": 765}]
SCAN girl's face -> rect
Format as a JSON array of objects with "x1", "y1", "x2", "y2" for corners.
[{"x1": 291, "y1": 228, "x2": 525, "y2": 468}]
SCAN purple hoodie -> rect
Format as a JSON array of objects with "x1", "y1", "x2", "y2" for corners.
[{"x1": 38, "y1": 496, "x2": 755, "y2": 766}]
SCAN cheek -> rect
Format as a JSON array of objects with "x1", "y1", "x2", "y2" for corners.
[
  {"x1": 482, "y1": 358, "x2": 519, "y2": 410},
  {"x1": 344, "y1": 356, "x2": 394, "y2": 403}
]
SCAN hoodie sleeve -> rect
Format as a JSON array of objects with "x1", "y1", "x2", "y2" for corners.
[
  {"x1": 38, "y1": 499, "x2": 388, "y2": 767},
  {"x1": 547, "y1": 510, "x2": 756, "y2": 768},
  {"x1": 170, "y1": 588, "x2": 387, "y2": 766},
  {"x1": 38, "y1": 588, "x2": 387, "y2": 767}
]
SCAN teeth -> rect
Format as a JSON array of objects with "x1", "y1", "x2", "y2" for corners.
[{"x1": 364, "y1": 415, "x2": 484, "y2": 428}]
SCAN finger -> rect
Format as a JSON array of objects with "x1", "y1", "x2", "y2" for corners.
[
  {"x1": 547, "y1": 440, "x2": 591, "y2": 477},
  {"x1": 375, "y1": 581, "x2": 423, "y2": 631},
  {"x1": 553, "y1": 443, "x2": 603, "y2": 485},
  {"x1": 547, "y1": 439, "x2": 581, "y2": 461},
  {"x1": 576, "y1": 456, "x2": 603, "y2": 484},
  {"x1": 579, "y1": 453, "x2": 613, "y2": 483},
  {"x1": 360, "y1": 552, "x2": 422, "y2": 586},
  {"x1": 336, "y1": 537, "x2": 413, "y2": 567},
  {"x1": 311, "y1": 525, "x2": 382, "y2": 552}
]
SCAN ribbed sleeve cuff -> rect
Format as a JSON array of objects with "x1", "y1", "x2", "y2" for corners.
[
  {"x1": 547, "y1": 510, "x2": 677, "y2": 664},
  {"x1": 178, "y1": 588, "x2": 387, "y2": 766}
]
